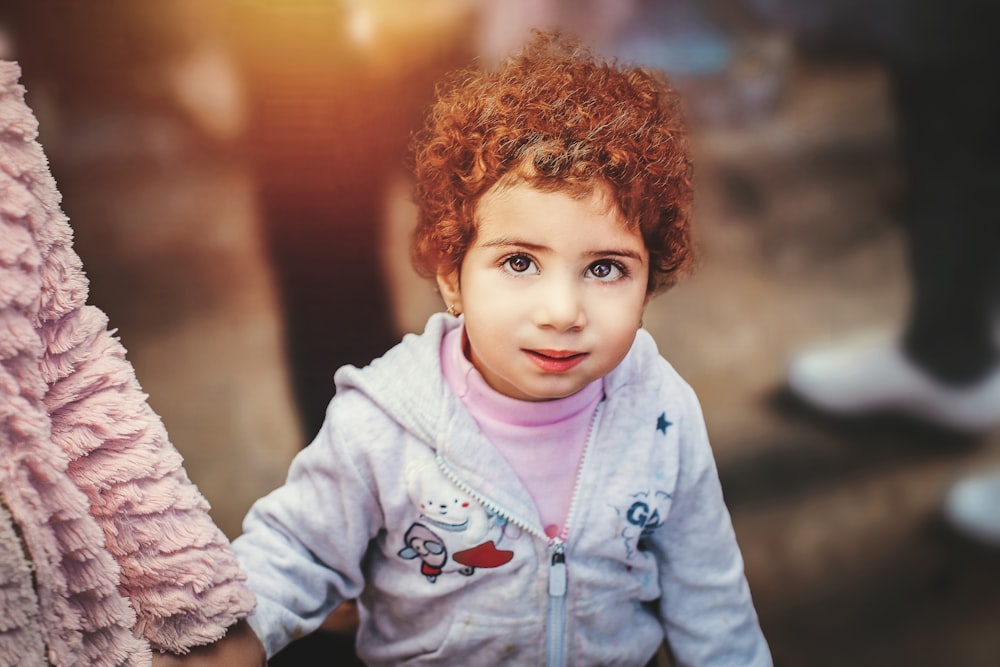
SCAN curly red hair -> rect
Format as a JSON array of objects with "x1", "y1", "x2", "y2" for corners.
[{"x1": 410, "y1": 30, "x2": 694, "y2": 293}]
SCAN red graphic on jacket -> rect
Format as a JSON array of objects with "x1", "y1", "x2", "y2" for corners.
[{"x1": 453, "y1": 540, "x2": 514, "y2": 569}]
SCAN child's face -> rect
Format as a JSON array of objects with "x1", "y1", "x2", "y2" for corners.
[{"x1": 437, "y1": 181, "x2": 651, "y2": 401}]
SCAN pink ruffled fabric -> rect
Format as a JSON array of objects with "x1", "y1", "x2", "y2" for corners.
[{"x1": 0, "y1": 60, "x2": 254, "y2": 666}]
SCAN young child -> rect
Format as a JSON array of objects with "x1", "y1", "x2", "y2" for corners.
[{"x1": 225, "y1": 30, "x2": 771, "y2": 666}]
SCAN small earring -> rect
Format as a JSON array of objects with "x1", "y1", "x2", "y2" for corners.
[{"x1": 446, "y1": 304, "x2": 460, "y2": 317}]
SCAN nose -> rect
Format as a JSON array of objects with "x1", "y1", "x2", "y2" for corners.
[{"x1": 533, "y1": 273, "x2": 587, "y2": 331}]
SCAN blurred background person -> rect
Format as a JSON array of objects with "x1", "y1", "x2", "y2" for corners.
[
  {"x1": 761, "y1": 0, "x2": 1000, "y2": 435},
  {"x1": 744, "y1": 0, "x2": 1000, "y2": 545},
  {"x1": 226, "y1": 2, "x2": 476, "y2": 439}
]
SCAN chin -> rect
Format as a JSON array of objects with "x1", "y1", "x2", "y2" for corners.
[{"x1": 526, "y1": 384, "x2": 586, "y2": 402}]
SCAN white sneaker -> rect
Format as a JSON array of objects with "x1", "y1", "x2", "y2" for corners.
[
  {"x1": 943, "y1": 470, "x2": 1000, "y2": 547},
  {"x1": 786, "y1": 332, "x2": 1000, "y2": 435}
]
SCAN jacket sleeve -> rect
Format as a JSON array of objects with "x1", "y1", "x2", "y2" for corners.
[
  {"x1": 232, "y1": 392, "x2": 384, "y2": 659},
  {"x1": 651, "y1": 382, "x2": 773, "y2": 667}
]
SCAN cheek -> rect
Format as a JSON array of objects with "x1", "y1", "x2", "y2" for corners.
[
  {"x1": 605, "y1": 323, "x2": 636, "y2": 350},
  {"x1": 462, "y1": 306, "x2": 511, "y2": 351},
  {"x1": 598, "y1": 301, "x2": 645, "y2": 353}
]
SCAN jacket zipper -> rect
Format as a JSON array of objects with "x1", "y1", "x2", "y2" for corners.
[
  {"x1": 547, "y1": 541, "x2": 568, "y2": 667},
  {"x1": 435, "y1": 401, "x2": 604, "y2": 667}
]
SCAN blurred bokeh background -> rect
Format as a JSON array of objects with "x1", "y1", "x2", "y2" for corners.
[{"x1": 2, "y1": 1, "x2": 997, "y2": 665}]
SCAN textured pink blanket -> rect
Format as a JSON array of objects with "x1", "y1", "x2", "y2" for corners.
[{"x1": 0, "y1": 61, "x2": 253, "y2": 666}]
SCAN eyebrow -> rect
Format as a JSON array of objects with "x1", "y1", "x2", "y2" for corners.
[
  {"x1": 478, "y1": 236, "x2": 546, "y2": 251},
  {"x1": 586, "y1": 249, "x2": 646, "y2": 263},
  {"x1": 478, "y1": 236, "x2": 646, "y2": 262}
]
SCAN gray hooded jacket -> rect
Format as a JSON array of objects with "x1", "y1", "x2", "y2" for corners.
[{"x1": 234, "y1": 313, "x2": 771, "y2": 666}]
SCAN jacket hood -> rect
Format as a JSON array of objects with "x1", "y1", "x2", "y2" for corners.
[{"x1": 333, "y1": 313, "x2": 459, "y2": 446}]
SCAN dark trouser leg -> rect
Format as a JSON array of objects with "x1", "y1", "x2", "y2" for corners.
[{"x1": 893, "y1": 62, "x2": 1000, "y2": 384}]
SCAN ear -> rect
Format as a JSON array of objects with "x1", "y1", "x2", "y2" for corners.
[{"x1": 436, "y1": 269, "x2": 462, "y2": 312}]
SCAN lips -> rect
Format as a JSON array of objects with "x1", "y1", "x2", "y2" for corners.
[{"x1": 525, "y1": 349, "x2": 587, "y2": 373}]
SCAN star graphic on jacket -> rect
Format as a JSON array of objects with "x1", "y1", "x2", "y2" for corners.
[{"x1": 656, "y1": 412, "x2": 672, "y2": 435}]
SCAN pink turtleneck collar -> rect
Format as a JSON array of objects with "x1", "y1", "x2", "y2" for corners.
[{"x1": 440, "y1": 324, "x2": 603, "y2": 538}]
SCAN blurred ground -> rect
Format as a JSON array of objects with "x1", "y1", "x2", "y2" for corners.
[{"x1": 3, "y1": 2, "x2": 998, "y2": 665}]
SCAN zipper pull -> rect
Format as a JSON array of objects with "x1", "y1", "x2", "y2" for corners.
[{"x1": 548, "y1": 544, "x2": 567, "y2": 597}]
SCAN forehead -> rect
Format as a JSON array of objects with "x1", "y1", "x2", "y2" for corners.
[
  {"x1": 475, "y1": 178, "x2": 623, "y2": 226},
  {"x1": 472, "y1": 180, "x2": 646, "y2": 256}
]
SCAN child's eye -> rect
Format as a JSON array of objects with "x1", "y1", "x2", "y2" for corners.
[
  {"x1": 501, "y1": 254, "x2": 538, "y2": 275},
  {"x1": 588, "y1": 259, "x2": 627, "y2": 281}
]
